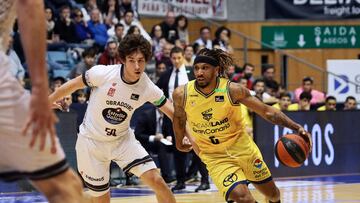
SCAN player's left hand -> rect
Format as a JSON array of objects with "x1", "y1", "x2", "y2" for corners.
[{"x1": 298, "y1": 127, "x2": 312, "y2": 153}]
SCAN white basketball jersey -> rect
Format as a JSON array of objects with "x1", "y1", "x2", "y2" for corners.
[{"x1": 80, "y1": 64, "x2": 165, "y2": 141}]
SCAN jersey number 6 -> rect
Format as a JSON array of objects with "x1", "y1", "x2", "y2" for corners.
[{"x1": 209, "y1": 135, "x2": 220, "y2": 144}]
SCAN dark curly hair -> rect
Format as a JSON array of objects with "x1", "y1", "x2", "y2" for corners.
[
  {"x1": 197, "y1": 48, "x2": 234, "y2": 78},
  {"x1": 118, "y1": 34, "x2": 152, "y2": 62}
]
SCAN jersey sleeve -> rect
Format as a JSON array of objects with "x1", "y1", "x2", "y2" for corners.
[{"x1": 82, "y1": 65, "x2": 110, "y2": 87}]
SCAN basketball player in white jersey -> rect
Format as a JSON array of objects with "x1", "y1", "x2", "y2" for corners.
[
  {"x1": 49, "y1": 34, "x2": 189, "y2": 203},
  {"x1": 0, "y1": 1, "x2": 87, "y2": 203}
]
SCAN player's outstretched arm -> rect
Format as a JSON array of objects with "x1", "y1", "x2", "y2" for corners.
[
  {"x1": 172, "y1": 86, "x2": 193, "y2": 152},
  {"x1": 18, "y1": 0, "x2": 59, "y2": 153},
  {"x1": 229, "y1": 82, "x2": 312, "y2": 148},
  {"x1": 49, "y1": 76, "x2": 86, "y2": 105}
]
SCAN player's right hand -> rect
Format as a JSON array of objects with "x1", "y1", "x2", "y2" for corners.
[
  {"x1": 298, "y1": 127, "x2": 312, "y2": 153},
  {"x1": 22, "y1": 88, "x2": 58, "y2": 154}
]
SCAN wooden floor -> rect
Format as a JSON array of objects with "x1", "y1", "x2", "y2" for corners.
[
  {"x1": 1, "y1": 174, "x2": 360, "y2": 202},
  {"x1": 111, "y1": 175, "x2": 360, "y2": 203}
]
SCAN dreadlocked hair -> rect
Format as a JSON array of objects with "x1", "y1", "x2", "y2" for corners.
[{"x1": 197, "y1": 48, "x2": 234, "y2": 78}]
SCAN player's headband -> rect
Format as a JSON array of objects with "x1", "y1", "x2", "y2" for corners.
[{"x1": 193, "y1": 55, "x2": 219, "y2": 67}]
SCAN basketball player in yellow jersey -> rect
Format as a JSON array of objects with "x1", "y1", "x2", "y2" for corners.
[{"x1": 172, "y1": 48, "x2": 312, "y2": 203}]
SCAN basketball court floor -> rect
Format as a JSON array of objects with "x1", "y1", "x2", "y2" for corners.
[{"x1": 0, "y1": 174, "x2": 359, "y2": 202}]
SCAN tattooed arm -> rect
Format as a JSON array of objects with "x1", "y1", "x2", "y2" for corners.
[
  {"x1": 229, "y1": 82, "x2": 312, "y2": 147},
  {"x1": 172, "y1": 85, "x2": 194, "y2": 152}
]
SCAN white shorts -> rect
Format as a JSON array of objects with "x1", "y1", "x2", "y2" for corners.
[
  {"x1": 0, "y1": 62, "x2": 68, "y2": 181},
  {"x1": 76, "y1": 131, "x2": 156, "y2": 193}
]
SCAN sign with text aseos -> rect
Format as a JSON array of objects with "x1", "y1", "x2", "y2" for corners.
[
  {"x1": 262, "y1": 25, "x2": 360, "y2": 49},
  {"x1": 327, "y1": 60, "x2": 360, "y2": 102},
  {"x1": 137, "y1": 0, "x2": 227, "y2": 20},
  {"x1": 254, "y1": 111, "x2": 360, "y2": 177},
  {"x1": 266, "y1": 0, "x2": 360, "y2": 19}
]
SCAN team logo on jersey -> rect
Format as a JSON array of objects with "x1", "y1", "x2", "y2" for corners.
[
  {"x1": 130, "y1": 93, "x2": 140, "y2": 101},
  {"x1": 201, "y1": 108, "x2": 213, "y2": 121},
  {"x1": 223, "y1": 173, "x2": 238, "y2": 187},
  {"x1": 253, "y1": 158, "x2": 263, "y2": 169},
  {"x1": 102, "y1": 107, "x2": 127, "y2": 124},
  {"x1": 215, "y1": 95, "x2": 224, "y2": 102},
  {"x1": 107, "y1": 88, "x2": 116, "y2": 97}
]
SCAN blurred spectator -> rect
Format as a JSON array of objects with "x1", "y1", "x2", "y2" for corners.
[
  {"x1": 72, "y1": 8, "x2": 92, "y2": 43},
  {"x1": 119, "y1": 10, "x2": 151, "y2": 42},
  {"x1": 54, "y1": 5, "x2": 78, "y2": 43},
  {"x1": 232, "y1": 63, "x2": 255, "y2": 89},
  {"x1": 101, "y1": 0, "x2": 120, "y2": 27},
  {"x1": 134, "y1": 105, "x2": 174, "y2": 183},
  {"x1": 81, "y1": 0, "x2": 100, "y2": 22},
  {"x1": 317, "y1": 96, "x2": 337, "y2": 111},
  {"x1": 237, "y1": 77, "x2": 255, "y2": 96},
  {"x1": 159, "y1": 11, "x2": 179, "y2": 44},
  {"x1": 68, "y1": 47, "x2": 97, "y2": 79},
  {"x1": 151, "y1": 24, "x2": 166, "y2": 60},
  {"x1": 50, "y1": 76, "x2": 66, "y2": 93},
  {"x1": 6, "y1": 34, "x2": 25, "y2": 85},
  {"x1": 343, "y1": 96, "x2": 357, "y2": 110},
  {"x1": 119, "y1": 0, "x2": 139, "y2": 20},
  {"x1": 213, "y1": 26, "x2": 233, "y2": 53},
  {"x1": 98, "y1": 40, "x2": 121, "y2": 65},
  {"x1": 175, "y1": 15, "x2": 189, "y2": 45},
  {"x1": 87, "y1": 8, "x2": 109, "y2": 47},
  {"x1": 126, "y1": 25, "x2": 141, "y2": 36},
  {"x1": 45, "y1": 7, "x2": 56, "y2": 44},
  {"x1": 156, "y1": 42, "x2": 174, "y2": 69},
  {"x1": 183, "y1": 45, "x2": 194, "y2": 66},
  {"x1": 265, "y1": 79, "x2": 280, "y2": 99},
  {"x1": 70, "y1": 89, "x2": 89, "y2": 131},
  {"x1": 192, "y1": 43, "x2": 205, "y2": 55},
  {"x1": 149, "y1": 60, "x2": 167, "y2": 83},
  {"x1": 253, "y1": 79, "x2": 278, "y2": 104},
  {"x1": 294, "y1": 76, "x2": 325, "y2": 105},
  {"x1": 288, "y1": 91, "x2": 312, "y2": 111},
  {"x1": 194, "y1": 26, "x2": 212, "y2": 49},
  {"x1": 108, "y1": 23, "x2": 124, "y2": 42},
  {"x1": 62, "y1": 94, "x2": 73, "y2": 112},
  {"x1": 272, "y1": 92, "x2": 291, "y2": 111}
]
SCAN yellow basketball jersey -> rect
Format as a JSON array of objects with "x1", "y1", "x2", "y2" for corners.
[{"x1": 184, "y1": 78, "x2": 246, "y2": 153}]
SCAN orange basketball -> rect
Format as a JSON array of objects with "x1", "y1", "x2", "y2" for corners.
[{"x1": 275, "y1": 134, "x2": 310, "y2": 168}]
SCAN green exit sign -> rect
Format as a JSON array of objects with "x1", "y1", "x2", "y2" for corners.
[{"x1": 262, "y1": 25, "x2": 360, "y2": 49}]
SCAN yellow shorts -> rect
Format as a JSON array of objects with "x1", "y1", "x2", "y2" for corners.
[{"x1": 200, "y1": 133, "x2": 272, "y2": 201}]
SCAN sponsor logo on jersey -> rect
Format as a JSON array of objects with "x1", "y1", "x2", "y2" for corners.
[
  {"x1": 253, "y1": 158, "x2": 263, "y2": 169},
  {"x1": 201, "y1": 108, "x2": 213, "y2": 121},
  {"x1": 106, "y1": 100, "x2": 134, "y2": 111},
  {"x1": 223, "y1": 173, "x2": 238, "y2": 187},
  {"x1": 215, "y1": 95, "x2": 224, "y2": 102},
  {"x1": 85, "y1": 174, "x2": 104, "y2": 182},
  {"x1": 107, "y1": 88, "x2": 116, "y2": 97},
  {"x1": 102, "y1": 107, "x2": 127, "y2": 124},
  {"x1": 130, "y1": 93, "x2": 140, "y2": 101}
]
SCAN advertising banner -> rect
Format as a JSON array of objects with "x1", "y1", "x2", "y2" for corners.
[
  {"x1": 327, "y1": 60, "x2": 360, "y2": 102},
  {"x1": 266, "y1": 0, "x2": 360, "y2": 20},
  {"x1": 137, "y1": 0, "x2": 227, "y2": 20},
  {"x1": 254, "y1": 111, "x2": 360, "y2": 177},
  {"x1": 262, "y1": 25, "x2": 360, "y2": 49}
]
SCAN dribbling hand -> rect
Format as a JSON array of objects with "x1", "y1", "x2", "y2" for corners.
[{"x1": 297, "y1": 127, "x2": 312, "y2": 153}]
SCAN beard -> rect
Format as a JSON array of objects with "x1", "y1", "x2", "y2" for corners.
[{"x1": 195, "y1": 80, "x2": 210, "y2": 88}]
